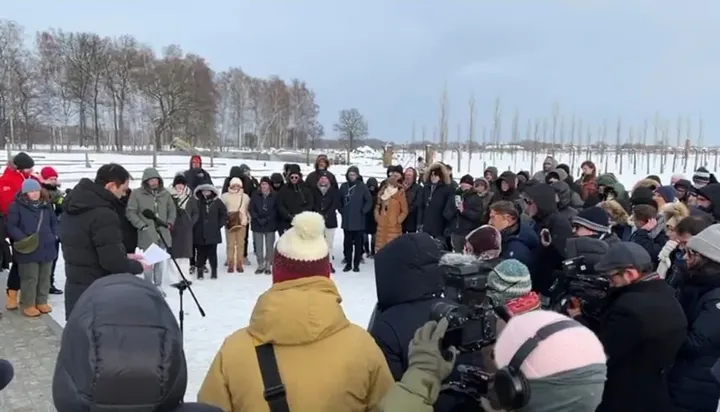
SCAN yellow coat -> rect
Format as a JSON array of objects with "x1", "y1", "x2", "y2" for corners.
[{"x1": 197, "y1": 276, "x2": 395, "y2": 411}]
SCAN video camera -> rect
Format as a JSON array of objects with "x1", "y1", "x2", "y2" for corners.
[
  {"x1": 430, "y1": 258, "x2": 500, "y2": 353},
  {"x1": 430, "y1": 257, "x2": 508, "y2": 404},
  {"x1": 546, "y1": 256, "x2": 611, "y2": 320}
]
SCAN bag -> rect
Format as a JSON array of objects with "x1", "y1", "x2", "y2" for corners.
[
  {"x1": 14, "y1": 209, "x2": 44, "y2": 254},
  {"x1": 227, "y1": 196, "x2": 245, "y2": 231},
  {"x1": 255, "y1": 343, "x2": 290, "y2": 412}
]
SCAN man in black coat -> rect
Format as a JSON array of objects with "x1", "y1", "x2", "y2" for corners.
[
  {"x1": 448, "y1": 174, "x2": 484, "y2": 253},
  {"x1": 571, "y1": 242, "x2": 687, "y2": 412},
  {"x1": 59, "y1": 164, "x2": 148, "y2": 320},
  {"x1": 276, "y1": 164, "x2": 313, "y2": 235},
  {"x1": 524, "y1": 183, "x2": 574, "y2": 295},
  {"x1": 304, "y1": 154, "x2": 339, "y2": 189}
]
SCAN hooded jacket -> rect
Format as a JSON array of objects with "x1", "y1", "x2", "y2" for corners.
[
  {"x1": 126, "y1": 167, "x2": 177, "y2": 249},
  {"x1": 59, "y1": 179, "x2": 145, "y2": 319},
  {"x1": 222, "y1": 164, "x2": 259, "y2": 198},
  {"x1": 369, "y1": 234, "x2": 444, "y2": 378},
  {"x1": 0, "y1": 164, "x2": 40, "y2": 216},
  {"x1": 7, "y1": 192, "x2": 58, "y2": 264},
  {"x1": 551, "y1": 180, "x2": 580, "y2": 222},
  {"x1": 531, "y1": 156, "x2": 558, "y2": 182},
  {"x1": 697, "y1": 184, "x2": 720, "y2": 222},
  {"x1": 525, "y1": 183, "x2": 574, "y2": 295},
  {"x1": 198, "y1": 277, "x2": 394, "y2": 411},
  {"x1": 53, "y1": 274, "x2": 220, "y2": 412},
  {"x1": 490, "y1": 171, "x2": 519, "y2": 204},
  {"x1": 500, "y1": 221, "x2": 539, "y2": 269},
  {"x1": 277, "y1": 165, "x2": 314, "y2": 231},
  {"x1": 183, "y1": 155, "x2": 213, "y2": 191}
]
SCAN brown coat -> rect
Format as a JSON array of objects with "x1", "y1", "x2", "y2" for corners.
[{"x1": 374, "y1": 181, "x2": 408, "y2": 252}]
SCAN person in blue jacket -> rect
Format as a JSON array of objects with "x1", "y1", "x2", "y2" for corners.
[
  {"x1": 7, "y1": 179, "x2": 58, "y2": 317},
  {"x1": 487, "y1": 200, "x2": 538, "y2": 269},
  {"x1": 668, "y1": 224, "x2": 720, "y2": 412}
]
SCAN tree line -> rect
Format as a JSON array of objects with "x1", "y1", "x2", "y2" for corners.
[{"x1": 0, "y1": 19, "x2": 336, "y2": 152}]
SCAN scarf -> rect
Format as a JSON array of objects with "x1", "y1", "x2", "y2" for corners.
[
  {"x1": 171, "y1": 186, "x2": 191, "y2": 210},
  {"x1": 318, "y1": 184, "x2": 329, "y2": 196},
  {"x1": 518, "y1": 364, "x2": 607, "y2": 412}
]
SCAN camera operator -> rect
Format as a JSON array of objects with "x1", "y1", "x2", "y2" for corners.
[
  {"x1": 379, "y1": 311, "x2": 608, "y2": 412},
  {"x1": 565, "y1": 207, "x2": 618, "y2": 268},
  {"x1": 567, "y1": 242, "x2": 686, "y2": 412}
]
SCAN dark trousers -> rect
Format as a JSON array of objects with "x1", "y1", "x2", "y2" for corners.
[
  {"x1": 190, "y1": 246, "x2": 197, "y2": 267},
  {"x1": 343, "y1": 230, "x2": 364, "y2": 267},
  {"x1": 51, "y1": 239, "x2": 60, "y2": 286},
  {"x1": 243, "y1": 227, "x2": 249, "y2": 258},
  {"x1": 64, "y1": 283, "x2": 88, "y2": 321},
  {"x1": 196, "y1": 245, "x2": 218, "y2": 270},
  {"x1": 7, "y1": 259, "x2": 19, "y2": 291}
]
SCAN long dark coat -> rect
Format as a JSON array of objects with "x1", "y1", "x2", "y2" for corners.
[
  {"x1": 192, "y1": 185, "x2": 227, "y2": 246},
  {"x1": 170, "y1": 192, "x2": 199, "y2": 259}
]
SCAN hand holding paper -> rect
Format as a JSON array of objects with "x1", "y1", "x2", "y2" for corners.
[{"x1": 134, "y1": 244, "x2": 171, "y2": 266}]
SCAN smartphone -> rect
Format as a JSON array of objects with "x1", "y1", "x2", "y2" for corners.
[{"x1": 454, "y1": 195, "x2": 462, "y2": 207}]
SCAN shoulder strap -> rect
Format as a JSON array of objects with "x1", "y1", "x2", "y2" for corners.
[
  {"x1": 35, "y1": 209, "x2": 44, "y2": 233},
  {"x1": 255, "y1": 343, "x2": 290, "y2": 412}
]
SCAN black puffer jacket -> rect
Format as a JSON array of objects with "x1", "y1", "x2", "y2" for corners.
[
  {"x1": 369, "y1": 233, "x2": 444, "y2": 380},
  {"x1": 449, "y1": 188, "x2": 484, "y2": 237},
  {"x1": 276, "y1": 168, "x2": 314, "y2": 232},
  {"x1": 59, "y1": 179, "x2": 144, "y2": 318},
  {"x1": 312, "y1": 185, "x2": 341, "y2": 229},
  {"x1": 668, "y1": 263, "x2": 720, "y2": 412},
  {"x1": 551, "y1": 180, "x2": 579, "y2": 222},
  {"x1": 183, "y1": 155, "x2": 213, "y2": 191},
  {"x1": 53, "y1": 274, "x2": 220, "y2": 412}
]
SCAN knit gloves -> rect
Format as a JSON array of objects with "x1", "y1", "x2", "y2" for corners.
[
  {"x1": 396, "y1": 318, "x2": 457, "y2": 405},
  {"x1": 657, "y1": 240, "x2": 678, "y2": 279}
]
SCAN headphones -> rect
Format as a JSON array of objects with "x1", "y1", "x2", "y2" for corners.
[{"x1": 493, "y1": 319, "x2": 582, "y2": 410}]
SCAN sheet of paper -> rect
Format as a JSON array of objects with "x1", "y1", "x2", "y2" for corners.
[{"x1": 141, "y1": 244, "x2": 171, "y2": 266}]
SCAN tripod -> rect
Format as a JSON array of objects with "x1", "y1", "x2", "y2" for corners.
[{"x1": 154, "y1": 228, "x2": 205, "y2": 335}]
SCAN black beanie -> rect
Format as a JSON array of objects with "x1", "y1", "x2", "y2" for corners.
[
  {"x1": 460, "y1": 174, "x2": 474, "y2": 185},
  {"x1": 386, "y1": 165, "x2": 403, "y2": 177},
  {"x1": 172, "y1": 174, "x2": 187, "y2": 187},
  {"x1": 571, "y1": 206, "x2": 611, "y2": 233},
  {"x1": 13, "y1": 152, "x2": 34, "y2": 170}
]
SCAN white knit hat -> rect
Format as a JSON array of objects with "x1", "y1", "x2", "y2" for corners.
[{"x1": 272, "y1": 212, "x2": 331, "y2": 283}]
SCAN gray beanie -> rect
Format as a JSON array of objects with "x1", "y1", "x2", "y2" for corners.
[
  {"x1": 688, "y1": 224, "x2": 720, "y2": 264},
  {"x1": 487, "y1": 259, "x2": 532, "y2": 306}
]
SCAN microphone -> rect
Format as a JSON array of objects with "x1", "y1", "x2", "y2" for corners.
[
  {"x1": 0, "y1": 359, "x2": 14, "y2": 390},
  {"x1": 141, "y1": 209, "x2": 169, "y2": 228}
]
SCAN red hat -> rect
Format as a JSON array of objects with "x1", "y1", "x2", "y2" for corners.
[
  {"x1": 272, "y1": 212, "x2": 331, "y2": 283},
  {"x1": 40, "y1": 166, "x2": 58, "y2": 180}
]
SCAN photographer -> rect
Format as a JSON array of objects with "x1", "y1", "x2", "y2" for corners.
[
  {"x1": 380, "y1": 311, "x2": 607, "y2": 412},
  {"x1": 568, "y1": 242, "x2": 686, "y2": 412}
]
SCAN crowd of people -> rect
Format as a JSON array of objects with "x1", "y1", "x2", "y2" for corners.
[{"x1": 2, "y1": 150, "x2": 720, "y2": 411}]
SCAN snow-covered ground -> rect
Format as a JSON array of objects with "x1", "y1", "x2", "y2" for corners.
[{"x1": 18, "y1": 149, "x2": 699, "y2": 399}]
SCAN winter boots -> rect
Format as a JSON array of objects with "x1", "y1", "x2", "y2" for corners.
[{"x1": 6, "y1": 290, "x2": 18, "y2": 310}]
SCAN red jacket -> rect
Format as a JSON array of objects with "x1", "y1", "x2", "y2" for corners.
[{"x1": 0, "y1": 167, "x2": 40, "y2": 216}]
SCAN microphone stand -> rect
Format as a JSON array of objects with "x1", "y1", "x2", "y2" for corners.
[{"x1": 152, "y1": 227, "x2": 205, "y2": 336}]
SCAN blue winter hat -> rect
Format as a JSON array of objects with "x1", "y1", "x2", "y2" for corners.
[
  {"x1": 654, "y1": 186, "x2": 676, "y2": 204},
  {"x1": 21, "y1": 179, "x2": 41, "y2": 194},
  {"x1": 488, "y1": 259, "x2": 532, "y2": 305}
]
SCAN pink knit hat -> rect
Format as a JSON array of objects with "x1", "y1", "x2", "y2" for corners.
[{"x1": 494, "y1": 310, "x2": 606, "y2": 379}]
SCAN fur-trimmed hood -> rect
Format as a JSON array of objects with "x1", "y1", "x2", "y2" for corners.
[
  {"x1": 314, "y1": 154, "x2": 330, "y2": 170},
  {"x1": 193, "y1": 183, "x2": 219, "y2": 199},
  {"x1": 661, "y1": 201, "x2": 689, "y2": 224},
  {"x1": 601, "y1": 199, "x2": 629, "y2": 225},
  {"x1": 422, "y1": 162, "x2": 451, "y2": 185},
  {"x1": 633, "y1": 178, "x2": 660, "y2": 192}
]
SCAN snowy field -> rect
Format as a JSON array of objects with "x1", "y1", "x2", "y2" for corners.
[{"x1": 19, "y1": 148, "x2": 695, "y2": 399}]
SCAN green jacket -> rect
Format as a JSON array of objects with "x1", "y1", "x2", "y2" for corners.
[
  {"x1": 126, "y1": 168, "x2": 176, "y2": 249},
  {"x1": 596, "y1": 173, "x2": 617, "y2": 187},
  {"x1": 379, "y1": 369, "x2": 437, "y2": 412}
]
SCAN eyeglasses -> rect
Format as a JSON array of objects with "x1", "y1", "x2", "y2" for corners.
[{"x1": 290, "y1": 175, "x2": 300, "y2": 180}]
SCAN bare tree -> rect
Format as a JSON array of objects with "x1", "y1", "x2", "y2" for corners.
[
  {"x1": 333, "y1": 108, "x2": 368, "y2": 163},
  {"x1": 105, "y1": 35, "x2": 141, "y2": 151}
]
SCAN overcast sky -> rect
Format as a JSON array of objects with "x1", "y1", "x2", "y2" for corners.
[{"x1": 5, "y1": 0, "x2": 719, "y2": 144}]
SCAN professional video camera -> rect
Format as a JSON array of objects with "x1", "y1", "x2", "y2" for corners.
[
  {"x1": 430, "y1": 258, "x2": 500, "y2": 352},
  {"x1": 546, "y1": 256, "x2": 611, "y2": 320}
]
